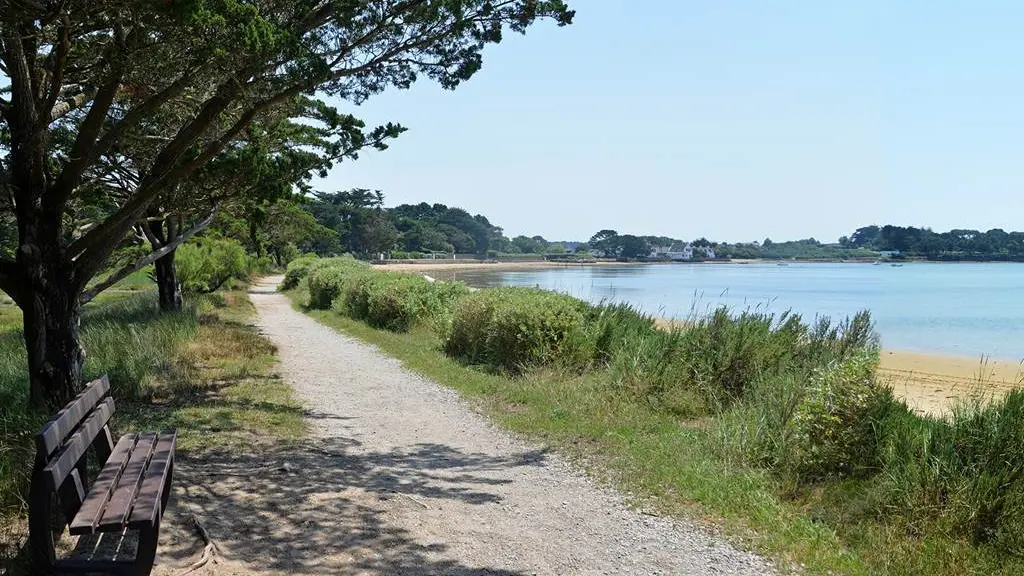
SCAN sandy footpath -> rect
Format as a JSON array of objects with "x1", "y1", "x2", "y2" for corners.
[{"x1": 214, "y1": 276, "x2": 778, "y2": 575}]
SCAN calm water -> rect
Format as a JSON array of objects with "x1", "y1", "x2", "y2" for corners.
[{"x1": 445, "y1": 263, "x2": 1024, "y2": 359}]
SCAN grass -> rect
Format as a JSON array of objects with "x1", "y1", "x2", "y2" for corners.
[
  {"x1": 84, "y1": 266, "x2": 156, "y2": 293},
  {"x1": 287, "y1": 281, "x2": 1024, "y2": 576},
  {"x1": 0, "y1": 286, "x2": 303, "y2": 569}
]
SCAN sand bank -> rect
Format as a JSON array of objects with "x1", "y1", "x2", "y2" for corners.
[{"x1": 880, "y1": 350, "x2": 1023, "y2": 416}]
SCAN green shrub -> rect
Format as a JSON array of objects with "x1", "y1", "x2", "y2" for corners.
[
  {"x1": 710, "y1": 372, "x2": 807, "y2": 472},
  {"x1": 609, "y1": 307, "x2": 879, "y2": 416},
  {"x1": 281, "y1": 255, "x2": 319, "y2": 290},
  {"x1": 308, "y1": 255, "x2": 365, "y2": 275},
  {"x1": 302, "y1": 257, "x2": 369, "y2": 308},
  {"x1": 686, "y1": 309, "x2": 805, "y2": 401},
  {"x1": 422, "y1": 280, "x2": 472, "y2": 332},
  {"x1": 176, "y1": 238, "x2": 249, "y2": 293},
  {"x1": 602, "y1": 326, "x2": 710, "y2": 417},
  {"x1": 335, "y1": 273, "x2": 471, "y2": 332},
  {"x1": 248, "y1": 254, "x2": 276, "y2": 275},
  {"x1": 588, "y1": 302, "x2": 657, "y2": 364},
  {"x1": 603, "y1": 308, "x2": 803, "y2": 414},
  {"x1": 443, "y1": 287, "x2": 592, "y2": 372},
  {"x1": 839, "y1": 390, "x2": 1024, "y2": 554},
  {"x1": 788, "y1": 351, "x2": 891, "y2": 479},
  {"x1": 307, "y1": 265, "x2": 350, "y2": 309}
]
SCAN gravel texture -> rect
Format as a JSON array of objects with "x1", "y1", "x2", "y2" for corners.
[{"x1": 227, "y1": 276, "x2": 779, "y2": 576}]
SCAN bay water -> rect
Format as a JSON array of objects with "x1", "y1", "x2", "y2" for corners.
[{"x1": 444, "y1": 262, "x2": 1024, "y2": 359}]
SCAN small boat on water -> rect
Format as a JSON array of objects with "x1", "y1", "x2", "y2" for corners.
[
  {"x1": 890, "y1": 263, "x2": 904, "y2": 267},
  {"x1": 872, "y1": 261, "x2": 881, "y2": 265},
  {"x1": 777, "y1": 263, "x2": 789, "y2": 266}
]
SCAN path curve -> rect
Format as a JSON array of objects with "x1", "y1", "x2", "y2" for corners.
[{"x1": 245, "y1": 276, "x2": 777, "y2": 575}]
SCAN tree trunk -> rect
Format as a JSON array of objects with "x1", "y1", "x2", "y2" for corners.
[
  {"x1": 249, "y1": 217, "x2": 265, "y2": 258},
  {"x1": 154, "y1": 250, "x2": 182, "y2": 312},
  {"x1": 20, "y1": 239, "x2": 85, "y2": 412}
]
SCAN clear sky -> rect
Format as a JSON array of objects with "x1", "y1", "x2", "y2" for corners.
[{"x1": 318, "y1": 1, "x2": 1024, "y2": 243}]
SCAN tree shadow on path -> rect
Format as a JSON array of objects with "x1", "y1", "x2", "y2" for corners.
[{"x1": 155, "y1": 435, "x2": 549, "y2": 575}]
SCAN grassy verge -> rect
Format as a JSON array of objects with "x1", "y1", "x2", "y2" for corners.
[
  {"x1": 286, "y1": 280, "x2": 1023, "y2": 576},
  {"x1": 0, "y1": 287, "x2": 303, "y2": 567}
]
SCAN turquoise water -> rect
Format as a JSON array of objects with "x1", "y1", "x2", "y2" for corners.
[{"x1": 448, "y1": 263, "x2": 1024, "y2": 359}]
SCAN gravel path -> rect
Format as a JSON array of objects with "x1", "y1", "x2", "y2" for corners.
[{"x1": 242, "y1": 276, "x2": 778, "y2": 576}]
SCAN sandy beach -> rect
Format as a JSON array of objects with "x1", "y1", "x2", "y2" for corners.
[{"x1": 880, "y1": 350, "x2": 1023, "y2": 416}]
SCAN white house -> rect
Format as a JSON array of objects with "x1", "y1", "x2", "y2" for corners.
[{"x1": 650, "y1": 244, "x2": 714, "y2": 260}]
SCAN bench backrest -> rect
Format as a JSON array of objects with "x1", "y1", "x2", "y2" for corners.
[{"x1": 34, "y1": 376, "x2": 116, "y2": 520}]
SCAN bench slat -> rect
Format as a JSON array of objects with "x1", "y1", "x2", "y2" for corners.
[
  {"x1": 36, "y1": 376, "x2": 110, "y2": 457},
  {"x1": 97, "y1": 433, "x2": 157, "y2": 531},
  {"x1": 68, "y1": 434, "x2": 138, "y2": 535},
  {"x1": 128, "y1": 432, "x2": 176, "y2": 530},
  {"x1": 42, "y1": 398, "x2": 115, "y2": 490}
]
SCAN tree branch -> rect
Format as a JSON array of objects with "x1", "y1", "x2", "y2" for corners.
[
  {"x1": 65, "y1": 84, "x2": 240, "y2": 272},
  {"x1": 88, "y1": 64, "x2": 208, "y2": 163},
  {"x1": 40, "y1": 14, "x2": 71, "y2": 120},
  {"x1": 175, "y1": 88, "x2": 302, "y2": 177},
  {"x1": 48, "y1": 89, "x2": 92, "y2": 121},
  {"x1": 79, "y1": 208, "x2": 218, "y2": 304},
  {"x1": 142, "y1": 216, "x2": 165, "y2": 247},
  {"x1": 2, "y1": 30, "x2": 45, "y2": 212},
  {"x1": 48, "y1": 38, "x2": 126, "y2": 209}
]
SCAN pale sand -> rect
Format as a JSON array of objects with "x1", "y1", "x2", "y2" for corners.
[{"x1": 880, "y1": 350, "x2": 1024, "y2": 416}]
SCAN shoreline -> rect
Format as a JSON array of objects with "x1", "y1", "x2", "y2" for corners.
[
  {"x1": 375, "y1": 260, "x2": 648, "y2": 273},
  {"x1": 379, "y1": 261, "x2": 1023, "y2": 416},
  {"x1": 376, "y1": 259, "x2": 1024, "y2": 274}
]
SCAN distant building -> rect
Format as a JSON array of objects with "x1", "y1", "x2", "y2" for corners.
[{"x1": 650, "y1": 244, "x2": 714, "y2": 261}]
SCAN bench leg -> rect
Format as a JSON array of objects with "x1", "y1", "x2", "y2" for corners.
[
  {"x1": 136, "y1": 454, "x2": 173, "y2": 576},
  {"x1": 28, "y1": 466, "x2": 57, "y2": 576},
  {"x1": 161, "y1": 459, "x2": 174, "y2": 511},
  {"x1": 135, "y1": 517, "x2": 160, "y2": 576}
]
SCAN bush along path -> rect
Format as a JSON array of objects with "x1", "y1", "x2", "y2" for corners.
[{"x1": 247, "y1": 276, "x2": 777, "y2": 576}]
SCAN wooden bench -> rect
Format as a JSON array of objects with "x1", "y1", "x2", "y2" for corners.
[{"x1": 29, "y1": 376, "x2": 176, "y2": 576}]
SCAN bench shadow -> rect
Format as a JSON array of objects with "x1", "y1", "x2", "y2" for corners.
[{"x1": 156, "y1": 436, "x2": 549, "y2": 575}]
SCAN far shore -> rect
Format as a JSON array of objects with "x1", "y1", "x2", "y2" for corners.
[
  {"x1": 376, "y1": 258, "x2": 1024, "y2": 274},
  {"x1": 375, "y1": 258, "x2": 792, "y2": 274},
  {"x1": 375, "y1": 259, "x2": 646, "y2": 273}
]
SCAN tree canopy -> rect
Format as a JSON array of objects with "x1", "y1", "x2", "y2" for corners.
[{"x1": 1, "y1": 0, "x2": 574, "y2": 408}]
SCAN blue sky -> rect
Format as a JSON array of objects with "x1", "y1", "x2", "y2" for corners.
[{"x1": 319, "y1": 1, "x2": 1024, "y2": 243}]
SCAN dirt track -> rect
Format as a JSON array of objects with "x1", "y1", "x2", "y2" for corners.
[{"x1": 151, "y1": 277, "x2": 777, "y2": 575}]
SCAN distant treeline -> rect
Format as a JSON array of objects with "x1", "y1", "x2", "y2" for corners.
[
  {"x1": 298, "y1": 190, "x2": 571, "y2": 258},
  {"x1": 841, "y1": 225, "x2": 1024, "y2": 260},
  {"x1": 290, "y1": 191, "x2": 1023, "y2": 262}
]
